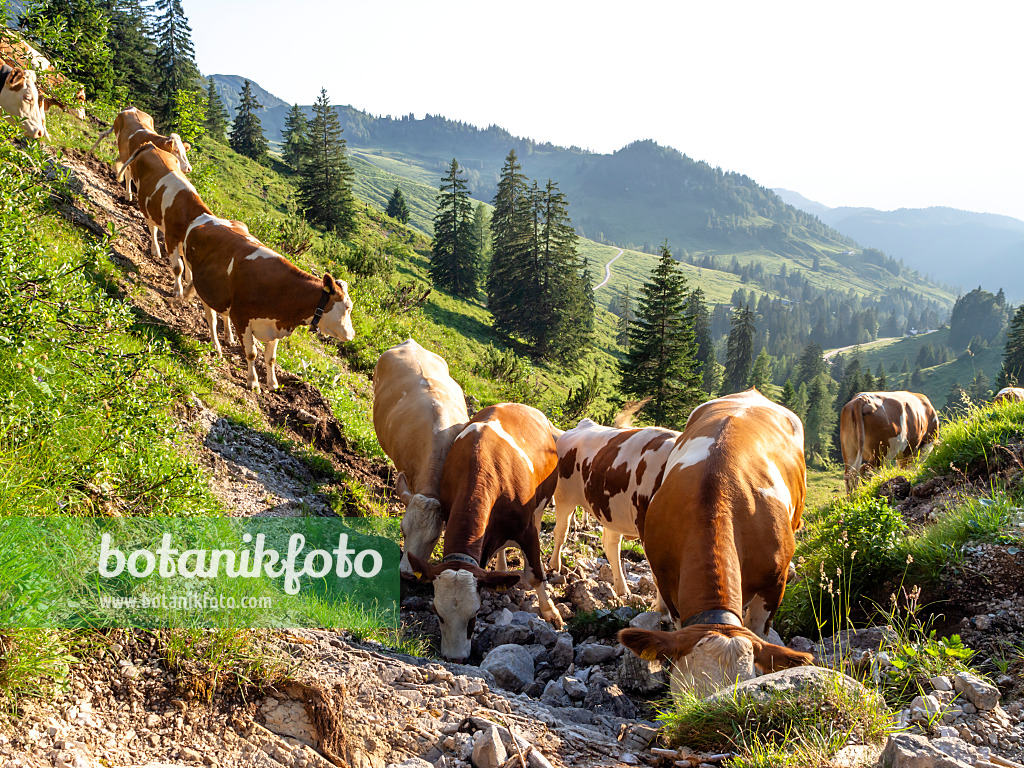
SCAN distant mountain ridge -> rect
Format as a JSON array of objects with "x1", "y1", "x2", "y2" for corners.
[{"x1": 774, "y1": 188, "x2": 1024, "y2": 301}]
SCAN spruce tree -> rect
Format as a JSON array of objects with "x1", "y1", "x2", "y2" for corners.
[
  {"x1": 804, "y1": 373, "x2": 836, "y2": 460},
  {"x1": 616, "y1": 286, "x2": 633, "y2": 348},
  {"x1": 685, "y1": 287, "x2": 715, "y2": 390},
  {"x1": 203, "y1": 76, "x2": 229, "y2": 142},
  {"x1": 470, "y1": 203, "x2": 490, "y2": 273},
  {"x1": 487, "y1": 150, "x2": 532, "y2": 338},
  {"x1": 997, "y1": 305, "x2": 1024, "y2": 388},
  {"x1": 748, "y1": 348, "x2": 775, "y2": 395},
  {"x1": 229, "y1": 80, "x2": 268, "y2": 160},
  {"x1": 297, "y1": 88, "x2": 356, "y2": 235},
  {"x1": 722, "y1": 304, "x2": 756, "y2": 394},
  {"x1": 153, "y1": 0, "x2": 199, "y2": 124},
  {"x1": 281, "y1": 103, "x2": 308, "y2": 170},
  {"x1": 430, "y1": 159, "x2": 478, "y2": 297},
  {"x1": 102, "y1": 0, "x2": 157, "y2": 110},
  {"x1": 386, "y1": 186, "x2": 410, "y2": 224},
  {"x1": 619, "y1": 243, "x2": 705, "y2": 427}
]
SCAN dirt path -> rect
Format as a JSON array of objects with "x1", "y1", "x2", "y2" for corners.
[{"x1": 594, "y1": 248, "x2": 624, "y2": 291}]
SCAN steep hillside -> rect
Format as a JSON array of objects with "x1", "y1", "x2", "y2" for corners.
[{"x1": 775, "y1": 188, "x2": 1024, "y2": 301}]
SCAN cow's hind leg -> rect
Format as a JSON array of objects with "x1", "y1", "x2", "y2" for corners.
[
  {"x1": 518, "y1": 526, "x2": 562, "y2": 629},
  {"x1": 547, "y1": 487, "x2": 574, "y2": 573},
  {"x1": 602, "y1": 527, "x2": 630, "y2": 597},
  {"x1": 264, "y1": 338, "x2": 280, "y2": 390},
  {"x1": 201, "y1": 301, "x2": 222, "y2": 356},
  {"x1": 242, "y1": 325, "x2": 260, "y2": 391},
  {"x1": 222, "y1": 314, "x2": 235, "y2": 346}
]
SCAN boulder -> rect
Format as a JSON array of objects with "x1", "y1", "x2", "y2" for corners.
[
  {"x1": 472, "y1": 725, "x2": 508, "y2": 768},
  {"x1": 628, "y1": 611, "x2": 664, "y2": 631},
  {"x1": 953, "y1": 671, "x2": 1000, "y2": 711},
  {"x1": 706, "y1": 665, "x2": 876, "y2": 706},
  {"x1": 879, "y1": 732, "x2": 973, "y2": 768},
  {"x1": 549, "y1": 634, "x2": 574, "y2": 670},
  {"x1": 575, "y1": 642, "x2": 617, "y2": 666},
  {"x1": 481, "y1": 644, "x2": 535, "y2": 693},
  {"x1": 617, "y1": 650, "x2": 665, "y2": 694}
]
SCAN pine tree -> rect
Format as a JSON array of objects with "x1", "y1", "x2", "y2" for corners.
[
  {"x1": 997, "y1": 305, "x2": 1024, "y2": 388},
  {"x1": 796, "y1": 341, "x2": 826, "y2": 385},
  {"x1": 619, "y1": 243, "x2": 705, "y2": 427},
  {"x1": 685, "y1": 287, "x2": 715, "y2": 391},
  {"x1": 297, "y1": 88, "x2": 356, "y2": 235},
  {"x1": 804, "y1": 373, "x2": 836, "y2": 460},
  {"x1": 102, "y1": 0, "x2": 157, "y2": 110},
  {"x1": 876, "y1": 362, "x2": 888, "y2": 390},
  {"x1": 281, "y1": 103, "x2": 308, "y2": 170},
  {"x1": 968, "y1": 371, "x2": 990, "y2": 401},
  {"x1": 386, "y1": 186, "x2": 410, "y2": 224},
  {"x1": 721, "y1": 304, "x2": 756, "y2": 394},
  {"x1": 470, "y1": 202, "x2": 490, "y2": 274},
  {"x1": 616, "y1": 286, "x2": 633, "y2": 348},
  {"x1": 780, "y1": 379, "x2": 805, "y2": 421},
  {"x1": 203, "y1": 76, "x2": 229, "y2": 142},
  {"x1": 229, "y1": 80, "x2": 268, "y2": 160},
  {"x1": 153, "y1": 0, "x2": 199, "y2": 124},
  {"x1": 430, "y1": 159, "x2": 478, "y2": 297},
  {"x1": 487, "y1": 150, "x2": 532, "y2": 338},
  {"x1": 748, "y1": 348, "x2": 775, "y2": 396}
]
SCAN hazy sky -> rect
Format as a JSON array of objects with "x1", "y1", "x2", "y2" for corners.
[{"x1": 191, "y1": 1, "x2": 1023, "y2": 221}]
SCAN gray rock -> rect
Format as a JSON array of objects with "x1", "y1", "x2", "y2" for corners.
[
  {"x1": 549, "y1": 706, "x2": 594, "y2": 724},
  {"x1": 628, "y1": 611, "x2": 664, "y2": 631},
  {"x1": 531, "y1": 617, "x2": 559, "y2": 648},
  {"x1": 472, "y1": 725, "x2": 508, "y2": 768},
  {"x1": 617, "y1": 650, "x2": 665, "y2": 694},
  {"x1": 561, "y1": 675, "x2": 588, "y2": 700},
  {"x1": 879, "y1": 732, "x2": 973, "y2": 767},
  {"x1": 492, "y1": 623, "x2": 533, "y2": 646},
  {"x1": 931, "y1": 737, "x2": 977, "y2": 766},
  {"x1": 540, "y1": 679, "x2": 568, "y2": 707},
  {"x1": 788, "y1": 635, "x2": 815, "y2": 654},
  {"x1": 706, "y1": 666, "x2": 876, "y2": 706},
  {"x1": 910, "y1": 694, "x2": 943, "y2": 722},
  {"x1": 953, "y1": 671, "x2": 999, "y2": 711},
  {"x1": 492, "y1": 608, "x2": 514, "y2": 626},
  {"x1": 930, "y1": 675, "x2": 952, "y2": 692},
  {"x1": 386, "y1": 760, "x2": 434, "y2": 768},
  {"x1": 583, "y1": 680, "x2": 636, "y2": 719},
  {"x1": 549, "y1": 634, "x2": 574, "y2": 670},
  {"x1": 575, "y1": 642, "x2": 617, "y2": 666},
  {"x1": 611, "y1": 605, "x2": 637, "y2": 622},
  {"x1": 481, "y1": 644, "x2": 535, "y2": 693},
  {"x1": 766, "y1": 627, "x2": 783, "y2": 646},
  {"x1": 511, "y1": 610, "x2": 534, "y2": 625}
]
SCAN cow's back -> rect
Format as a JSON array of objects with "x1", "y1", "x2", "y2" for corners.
[
  {"x1": 643, "y1": 390, "x2": 805, "y2": 620},
  {"x1": 373, "y1": 339, "x2": 470, "y2": 498}
]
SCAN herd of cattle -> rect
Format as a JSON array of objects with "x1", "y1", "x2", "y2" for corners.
[
  {"x1": 373, "y1": 341, "x2": 1024, "y2": 694},
  {"x1": 6, "y1": 45, "x2": 1024, "y2": 693}
]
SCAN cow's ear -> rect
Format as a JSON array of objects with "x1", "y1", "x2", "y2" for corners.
[
  {"x1": 618, "y1": 628, "x2": 683, "y2": 662},
  {"x1": 478, "y1": 570, "x2": 520, "y2": 591},
  {"x1": 323, "y1": 273, "x2": 339, "y2": 295},
  {"x1": 8, "y1": 67, "x2": 25, "y2": 90},
  {"x1": 395, "y1": 472, "x2": 414, "y2": 506},
  {"x1": 405, "y1": 552, "x2": 438, "y2": 582},
  {"x1": 183, "y1": 142, "x2": 191, "y2": 151},
  {"x1": 751, "y1": 639, "x2": 813, "y2": 673}
]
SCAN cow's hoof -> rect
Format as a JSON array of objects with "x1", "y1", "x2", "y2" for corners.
[{"x1": 544, "y1": 611, "x2": 564, "y2": 630}]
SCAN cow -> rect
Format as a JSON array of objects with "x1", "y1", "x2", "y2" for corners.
[
  {"x1": 550, "y1": 418, "x2": 679, "y2": 600},
  {"x1": 0, "y1": 63, "x2": 46, "y2": 139},
  {"x1": 406, "y1": 403, "x2": 562, "y2": 662},
  {"x1": 839, "y1": 390, "x2": 939, "y2": 493},
  {"x1": 91, "y1": 107, "x2": 192, "y2": 203},
  {"x1": 372, "y1": 338, "x2": 470, "y2": 576},
  {"x1": 0, "y1": 35, "x2": 86, "y2": 120},
  {"x1": 994, "y1": 387, "x2": 1024, "y2": 405},
  {"x1": 617, "y1": 389, "x2": 813, "y2": 696}
]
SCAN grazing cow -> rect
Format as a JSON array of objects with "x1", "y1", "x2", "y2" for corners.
[
  {"x1": 994, "y1": 387, "x2": 1024, "y2": 405},
  {"x1": 91, "y1": 107, "x2": 192, "y2": 203},
  {"x1": 0, "y1": 36, "x2": 86, "y2": 119},
  {"x1": 407, "y1": 403, "x2": 562, "y2": 661},
  {"x1": 839, "y1": 390, "x2": 939, "y2": 493},
  {"x1": 372, "y1": 338, "x2": 470, "y2": 576},
  {"x1": 0, "y1": 63, "x2": 46, "y2": 139},
  {"x1": 550, "y1": 418, "x2": 679, "y2": 599},
  {"x1": 618, "y1": 390, "x2": 813, "y2": 696}
]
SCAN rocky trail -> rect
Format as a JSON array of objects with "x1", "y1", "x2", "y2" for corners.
[{"x1": 6, "y1": 145, "x2": 1024, "y2": 768}]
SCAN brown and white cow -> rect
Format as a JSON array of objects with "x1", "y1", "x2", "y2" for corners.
[
  {"x1": 839, "y1": 390, "x2": 939, "y2": 493},
  {"x1": 91, "y1": 107, "x2": 192, "y2": 203},
  {"x1": 372, "y1": 338, "x2": 470, "y2": 576},
  {"x1": 618, "y1": 390, "x2": 813, "y2": 696},
  {"x1": 551, "y1": 418, "x2": 679, "y2": 599},
  {"x1": 1, "y1": 35, "x2": 87, "y2": 120},
  {"x1": 994, "y1": 387, "x2": 1024, "y2": 405},
  {"x1": 0, "y1": 63, "x2": 46, "y2": 139},
  {"x1": 407, "y1": 403, "x2": 562, "y2": 661}
]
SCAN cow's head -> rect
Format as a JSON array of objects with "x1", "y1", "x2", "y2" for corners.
[
  {"x1": 406, "y1": 552, "x2": 520, "y2": 662},
  {"x1": 168, "y1": 132, "x2": 193, "y2": 173},
  {"x1": 0, "y1": 67, "x2": 46, "y2": 139},
  {"x1": 319, "y1": 274, "x2": 355, "y2": 342},
  {"x1": 618, "y1": 625, "x2": 813, "y2": 697},
  {"x1": 396, "y1": 472, "x2": 443, "y2": 577}
]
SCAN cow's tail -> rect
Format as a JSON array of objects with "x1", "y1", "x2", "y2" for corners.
[
  {"x1": 89, "y1": 125, "x2": 113, "y2": 153},
  {"x1": 116, "y1": 141, "x2": 155, "y2": 182},
  {"x1": 842, "y1": 399, "x2": 867, "y2": 494},
  {"x1": 612, "y1": 396, "x2": 653, "y2": 428}
]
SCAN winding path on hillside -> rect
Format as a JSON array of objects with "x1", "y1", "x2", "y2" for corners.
[{"x1": 594, "y1": 247, "x2": 624, "y2": 290}]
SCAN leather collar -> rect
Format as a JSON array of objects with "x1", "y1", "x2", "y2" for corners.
[
  {"x1": 441, "y1": 553, "x2": 480, "y2": 568},
  {"x1": 309, "y1": 288, "x2": 331, "y2": 332},
  {"x1": 681, "y1": 609, "x2": 744, "y2": 628}
]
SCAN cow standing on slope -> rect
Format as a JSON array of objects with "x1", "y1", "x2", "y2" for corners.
[
  {"x1": 407, "y1": 403, "x2": 563, "y2": 662},
  {"x1": 372, "y1": 339, "x2": 470, "y2": 576},
  {"x1": 119, "y1": 142, "x2": 354, "y2": 389},
  {"x1": 0, "y1": 34, "x2": 87, "y2": 120},
  {"x1": 0, "y1": 63, "x2": 46, "y2": 139},
  {"x1": 618, "y1": 390, "x2": 812, "y2": 696},
  {"x1": 551, "y1": 418, "x2": 679, "y2": 601},
  {"x1": 839, "y1": 390, "x2": 939, "y2": 493}
]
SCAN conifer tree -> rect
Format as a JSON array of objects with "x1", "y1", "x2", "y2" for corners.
[
  {"x1": 997, "y1": 305, "x2": 1024, "y2": 388},
  {"x1": 780, "y1": 379, "x2": 803, "y2": 420},
  {"x1": 386, "y1": 186, "x2": 410, "y2": 224},
  {"x1": 229, "y1": 80, "x2": 268, "y2": 160},
  {"x1": 430, "y1": 159, "x2": 478, "y2": 297},
  {"x1": 297, "y1": 88, "x2": 356, "y2": 235},
  {"x1": 488, "y1": 150, "x2": 532, "y2": 337},
  {"x1": 203, "y1": 76, "x2": 229, "y2": 141},
  {"x1": 748, "y1": 348, "x2": 775, "y2": 395},
  {"x1": 281, "y1": 103, "x2": 308, "y2": 169},
  {"x1": 619, "y1": 244, "x2": 705, "y2": 427},
  {"x1": 804, "y1": 373, "x2": 836, "y2": 460},
  {"x1": 102, "y1": 0, "x2": 157, "y2": 109},
  {"x1": 722, "y1": 304, "x2": 756, "y2": 394},
  {"x1": 616, "y1": 286, "x2": 633, "y2": 348},
  {"x1": 153, "y1": 0, "x2": 199, "y2": 123},
  {"x1": 471, "y1": 203, "x2": 490, "y2": 272},
  {"x1": 20, "y1": 0, "x2": 114, "y2": 102},
  {"x1": 685, "y1": 287, "x2": 715, "y2": 390}
]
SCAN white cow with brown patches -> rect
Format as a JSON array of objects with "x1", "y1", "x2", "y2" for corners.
[
  {"x1": 0, "y1": 63, "x2": 46, "y2": 139},
  {"x1": 994, "y1": 387, "x2": 1024, "y2": 405},
  {"x1": 551, "y1": 419, "x2": 679, "y2": 598},
  {"x1": 618, "y1": 389, "x2": 812, "y2": 695}
]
